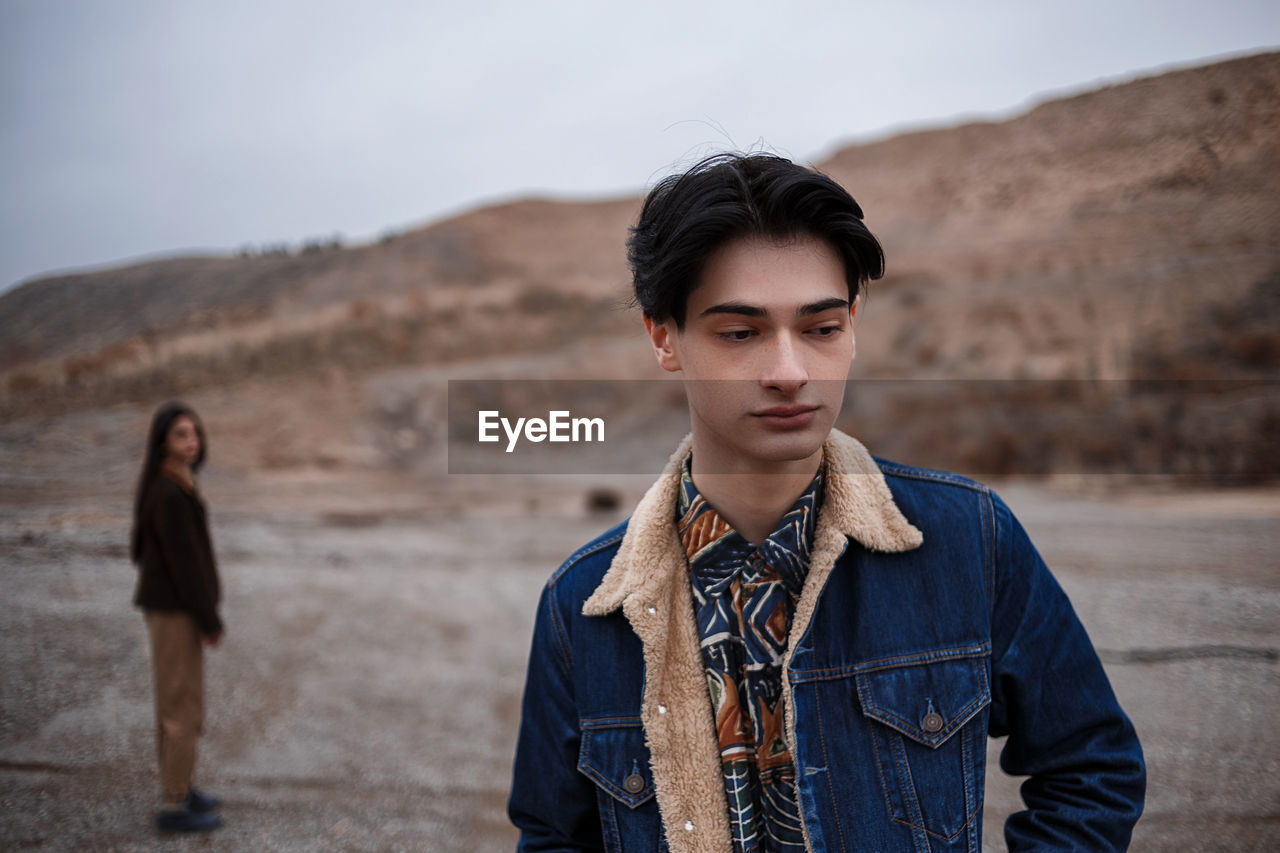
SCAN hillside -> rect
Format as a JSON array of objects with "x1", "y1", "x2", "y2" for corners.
[
  {"x1": 823, "y1": 52, "x2": 1280, "y2": 382},
  {"x1": 0, "y1": 196, "x2": 642, "y2": 402},
  {"x1": 1, "y1": 52, "x2": 1277, "y2": 479}
]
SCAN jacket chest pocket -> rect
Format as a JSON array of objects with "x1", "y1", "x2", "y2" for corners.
[
  {"x1": 855, "y1": 653, "x2": 991, "y2": 845},
  {"x1": 578, "y1": 718, "x2": 667, "y2": 853}
]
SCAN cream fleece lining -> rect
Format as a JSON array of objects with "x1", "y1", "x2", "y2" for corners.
[{"x1": 583, "y1": 429, "x2": 923, "y2": 853}]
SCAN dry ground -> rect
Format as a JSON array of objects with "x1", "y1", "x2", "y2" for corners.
[{"x1": 2, "y1": 403, "x2": 1278, "y2": 852}]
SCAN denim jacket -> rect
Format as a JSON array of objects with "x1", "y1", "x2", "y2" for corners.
[{"x1": 509, "y1": 431, "x2": 1145, "y2": 852}]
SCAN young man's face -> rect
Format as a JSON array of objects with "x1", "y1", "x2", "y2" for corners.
[{"x1": 644, "y1": 235, "x2": 856, "y2": 473}]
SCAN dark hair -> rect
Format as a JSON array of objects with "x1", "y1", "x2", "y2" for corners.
[
  {"x1": 130, "y1": 401, "x2": 206, "y2": 562},
  {"x1": 627, "y1": 152, "x2": 885, "y2": 326}
]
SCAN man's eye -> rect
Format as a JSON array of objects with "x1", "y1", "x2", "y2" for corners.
[
  {"x1": 810, "y1": 325, "x2": 843, "y2": 337},
  {"x1": 717, "y1": 330, "x2": 755, "y2": 342}
]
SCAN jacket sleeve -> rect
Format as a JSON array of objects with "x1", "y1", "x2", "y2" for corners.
[
  {"x1": 508, "y1": 579, "x2": 605, "y2": 851},
  {"x1": 987, "y1": 493, "x2": 1145, "y2": 851},
  {"x1": 153, "y1": 486, "x2": 224, "y2": 636}
]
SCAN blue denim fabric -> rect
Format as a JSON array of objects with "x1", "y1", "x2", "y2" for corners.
[{"x1": 509, "y1": 461, "x2": 1146, "y2": 852}]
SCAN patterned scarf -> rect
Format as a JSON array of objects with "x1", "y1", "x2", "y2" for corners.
[{"x1": 677, "y1": 456, "x2": 823, "y2": 853}]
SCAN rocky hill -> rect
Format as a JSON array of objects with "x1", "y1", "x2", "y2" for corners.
[
  {"x1": 2, "y1": 51, "x2": 1277, "y2": 480},
  {"x1": 823, "y1": 51, "x2": 1280, "y2": 382}
]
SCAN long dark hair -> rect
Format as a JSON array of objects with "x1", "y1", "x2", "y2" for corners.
[{"x1": 130, "y1": 401, "x2": 207, "y2": 562}]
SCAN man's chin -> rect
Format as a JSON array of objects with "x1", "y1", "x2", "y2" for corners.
[{"x1": 725, "y1": 428, "x2": 828, "y2": 472}]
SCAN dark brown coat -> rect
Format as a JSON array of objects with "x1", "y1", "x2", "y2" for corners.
[{"x1": 133, "y1": 473, "x2": 223, "y2": 635}]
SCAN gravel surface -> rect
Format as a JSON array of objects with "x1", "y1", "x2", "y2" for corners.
[{"x1": 2, "y1": 467, "x2": 1277, "y2": 851}]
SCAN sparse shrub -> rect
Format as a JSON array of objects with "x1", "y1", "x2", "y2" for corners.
[
  {"x1": 348, "y1": 299, "x2": 379, "y2": 322},
  {"x1": 6, "y1": 370, "x2": 42, "y2": 394},
  {"x1": 1228, "y1": 329, "x2": 1280, "y2": 370},
  {"x1": 586, "y1": 488, "x2": 622, "y2": 513},
  {"x1": 515, "y1": 287, "x2": 577, "y2": 314}
]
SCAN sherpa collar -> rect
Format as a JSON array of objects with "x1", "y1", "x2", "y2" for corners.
[
  {"x1": 584, "y1": 428, "x2": 922, "y2": 616},
  {"x1": 581, "y1": 429, "x2": 923, "y2": 853}
]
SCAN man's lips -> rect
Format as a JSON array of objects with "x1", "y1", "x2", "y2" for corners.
[{"x1": 753, "y1": 404, "x2": 820, "y2": 427}]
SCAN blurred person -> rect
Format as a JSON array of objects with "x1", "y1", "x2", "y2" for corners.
[
  {"x1": 130, "y1": 402, "x2": 224, "y2": 833},
  {"x1": 508, "y1": 153, "x2": 1145, "y2": 851}
]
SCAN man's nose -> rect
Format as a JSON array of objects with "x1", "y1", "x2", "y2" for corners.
[{"x1": 761, "y1": 333, "x2": 807, "y2": 393}]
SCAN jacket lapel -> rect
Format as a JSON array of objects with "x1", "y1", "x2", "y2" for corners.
[{"x1": 582, "y1": 430, "x2": 923, "y2": 852}]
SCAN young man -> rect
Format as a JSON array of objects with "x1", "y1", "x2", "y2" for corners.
[{"x1": 508, "y1": 153, "x2": 1144, "y2": 852}]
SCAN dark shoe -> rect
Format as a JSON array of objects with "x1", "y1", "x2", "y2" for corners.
[
  {"x1": 156, "y1": 808, "x2": 222, "y2": 833},
  {"x1": 186, "y1": 787, "x2": 221, "y2": 813}
]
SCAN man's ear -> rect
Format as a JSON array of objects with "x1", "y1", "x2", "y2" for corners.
[{"x1": 643, "y1": 315, "x2": 682, "y2": 373}]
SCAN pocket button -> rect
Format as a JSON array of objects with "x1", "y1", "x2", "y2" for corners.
[
  {"x1": 624, "y1": 773, "x2": 645, "y2": 794},
  {"x1": 922, "y1": 711, "x2": 944, "y2": 733}
]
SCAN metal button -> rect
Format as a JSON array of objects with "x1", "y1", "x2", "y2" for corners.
[
  {"x1": 657, "y1": 704, "x2": 668, "y2": 715},
  {"x1": 623, "y1": 773, "x2": 644, "y2": 794},
  {"x1": 922, "y1": 712, "x2": 944, "y2": 733},
  {"x1": 646, "y1": 605, "x2": 657, "y2": 615},
  {"x1": 684, "y1": 820, "x2": 695, "y2": 832}
]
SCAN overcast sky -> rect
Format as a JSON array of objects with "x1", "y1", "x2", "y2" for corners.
[{"x1": 1, "y1": 0, "x2": 1276, "y2": 293}]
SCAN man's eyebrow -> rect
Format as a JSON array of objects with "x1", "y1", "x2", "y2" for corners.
[
  {"x1": 697, "y1": 297, "x2": 851, "y2": 320},
  {"x1": 797, "y1": 297, "x2": 851, "y2": 316},
  {"x1": 698, "y1": 301, "x2": 766, "y2": 319}
]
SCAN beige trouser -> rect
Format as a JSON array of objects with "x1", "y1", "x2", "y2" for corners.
[{"x1": 145, "y1": 610, "x2": 205, "y2": 807}]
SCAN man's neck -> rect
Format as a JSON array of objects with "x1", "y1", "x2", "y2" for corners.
[{"x1": 688, "y1": 437, "x2": 823, "y2": 546}]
